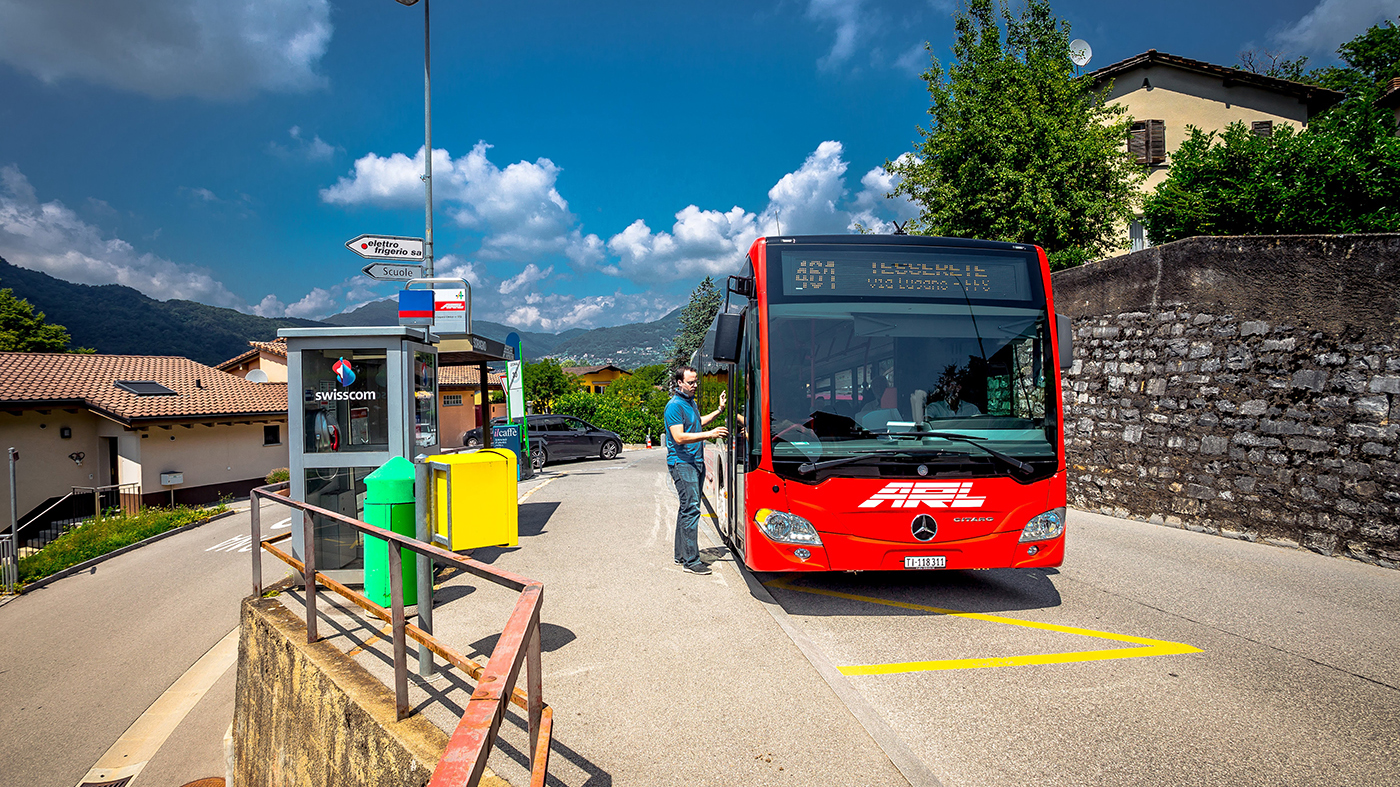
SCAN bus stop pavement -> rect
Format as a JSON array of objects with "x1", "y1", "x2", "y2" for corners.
[{"x1": 281, "y1": 447, "x2": 916, "y2": 787}]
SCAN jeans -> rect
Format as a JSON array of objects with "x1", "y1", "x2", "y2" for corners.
[{"x1": 669, "y1": 462, "x2": 702, "y2": 568}]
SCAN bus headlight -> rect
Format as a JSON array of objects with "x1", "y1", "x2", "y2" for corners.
[
  {"x1": 1019, "y1": 507, "x2": 1065, "y2": 542},
  {"x1": 755, "y1": 509, "x2": 823, "y2": 546}
]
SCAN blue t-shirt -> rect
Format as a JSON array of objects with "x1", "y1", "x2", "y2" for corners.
[{"x1": 664, "y1": 393, "x2": 704, "y2": 468}]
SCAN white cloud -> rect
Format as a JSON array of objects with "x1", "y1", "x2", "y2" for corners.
[
  {"x1": 895, "y1": 41, "x2": 929, "y2": 76},
  {"x1": 270, "y1": 126, "x2": 337, "y2": 161},
  {"x1": 808, "y1": 0, "x2": 867, "y2": 69},
  {"x1": 0, "y1": 0, "x2": 332, "y2": 100},
  {"x1": 435, "y1": 254, "x2": 482, "y2": 287},
  {"x1": 502, "y1": 291, "x2": 677, "y2": 332},
  {"x1": 1272, "y1": 0, "x2": 1400, "y2": 55},
  {"x1": 0, "y1": 165, "x2": 248, "y2": 308},
  {"x1": 595, "y1": 141, "x2": 919, "y2": 284},
  {"x1": 499, "y1": 263, "x2": 553, "y2": 295},
  {"x1": 322, "y1": 142, "x2": 576, "y2": 261}
]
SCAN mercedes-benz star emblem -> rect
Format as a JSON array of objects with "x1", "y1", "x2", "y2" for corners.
[
  {"x1": 911, "y1": 514, "x2": 937, "y2": 542},
  {"x1": 917, "y1": 464, "x2": 929, "y2": 476}
]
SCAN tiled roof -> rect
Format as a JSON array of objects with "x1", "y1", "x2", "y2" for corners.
[
  {"x1": 563, "y1": 364, "x2": 630, "y2": 376},
  {"x1": 0, "y1": 353, "x2": 288, "y2": 423},
  {"x1": 217, "y1": 337, "x2": 287, "y2": 371},
  {"x1": 1087, "y1": 50, "x2": 1344, "y2": 115},
  {"x1": 1379, "y1": 77, "x2": 1400, "y2": 109},
  {"x1": 439, "y1": 365, "x2": 504, "y2": 388}
]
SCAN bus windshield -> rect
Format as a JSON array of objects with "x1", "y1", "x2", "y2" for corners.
[{"x1": 766, "y1": 300, "x2": 1058, "y2": 479}]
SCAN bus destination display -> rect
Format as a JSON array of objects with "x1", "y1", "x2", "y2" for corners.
[{"x1": 781, "y1": 251, "x2": 1031, "y2": 300}]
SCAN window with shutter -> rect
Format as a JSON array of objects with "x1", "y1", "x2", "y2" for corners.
[
  {"x1": 1251, "y1": 120, "x2": 1273, "y2": 137},
  {"x1": 1129, "y1": 121, "x2": 1148, "y2": 164},
  {"x1": 1146, "y1": 119, "x2": 1166, "y2": 165}
]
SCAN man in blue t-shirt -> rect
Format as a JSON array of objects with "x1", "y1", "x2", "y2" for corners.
[{"x1": 664, "y1": 365, "x2": 727, "y2": 575}]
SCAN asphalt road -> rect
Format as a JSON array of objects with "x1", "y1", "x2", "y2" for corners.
[
  {"x1": 0, "y1": 499, "x2": 288, "y2": 787},
  {"x1": 762, "y1": 509, "x2": 1400, "y2": 787}
]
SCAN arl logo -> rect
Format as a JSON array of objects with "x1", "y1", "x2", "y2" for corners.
[
  {"x1": 332, "y1": 357, "x2": 356, "y2": 387},
  {"x1": 858, "y1": 482, "x2": 985, "y2": 509}
]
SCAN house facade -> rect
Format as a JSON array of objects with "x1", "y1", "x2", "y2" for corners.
[
  {"x1": 1088, "y1": 50, "x2": 1344, "y2": 251},
  {"x1": 563, "y1": 364, "x2": 630, "y2": 394},
  {"x1": 1, "y1": 353, "x2": 289, "y2": 522}
]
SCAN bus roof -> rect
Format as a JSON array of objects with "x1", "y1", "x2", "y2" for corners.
[{"x1": 756, "y1": 235, "x2": 1038, "y2": 253}]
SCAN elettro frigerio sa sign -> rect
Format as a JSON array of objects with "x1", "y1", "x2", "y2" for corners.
[{"x1": 344, "y1": 234, "x2": 425, "y2": 260}]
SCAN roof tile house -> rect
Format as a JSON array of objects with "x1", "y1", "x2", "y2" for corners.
[
  {"x1": 1, "y1": 353, "x2": 289, "y2": 525},
  {"x1": 1088, "y1": 50, "x2": 1344, "y2": 252}
]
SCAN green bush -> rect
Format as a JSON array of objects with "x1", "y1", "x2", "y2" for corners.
[
  {"x1": 265, "y1": 467, "x2": 290, "y2": 484},
  {"x1": 552, "y1": 390, "x2": 666, "y2": 444},
  {"x1": 18, "y1": 504, "x2": 227, "y2": 586}
]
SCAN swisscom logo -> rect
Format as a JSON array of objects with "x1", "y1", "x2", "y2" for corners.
[{"x1": 315, "y1": 358, "x2": 377, "y2": 402}]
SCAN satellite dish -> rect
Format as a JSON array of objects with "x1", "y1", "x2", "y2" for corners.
[
  {"x1": 1070, "y1": 39, "x2": 1092, "y2": 68},
  {"x1": 245, "y1": 369, "x2": 269, "y2": 383}
]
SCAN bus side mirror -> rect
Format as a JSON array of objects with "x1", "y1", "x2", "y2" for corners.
[
  {"x1": 1056, "y1": 313, "x2": 1073, "y2": 370},
  {"x1": 713, "y1": 311, "x2": 744, "y2": 364}
]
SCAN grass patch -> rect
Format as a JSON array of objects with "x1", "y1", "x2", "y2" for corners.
[{"x1": 18, "y1": 504, "x2": 228, "y2": 586}]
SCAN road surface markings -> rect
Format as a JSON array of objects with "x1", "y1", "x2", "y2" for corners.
[
  {"x1": 765, "y1": 577, "x2": 1202, "y2": 676},
  {"x1": 74, "y1": 627, "x2": 239, "y2": 787}
]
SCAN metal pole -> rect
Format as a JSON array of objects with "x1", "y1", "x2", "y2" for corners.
[
  {"x1": 7, "y1": 448, "x2": 16, "y2": 537},
  {"x1": 251, "y1": 491, "x2": 263, "y2": 597},
  {"x1": 422, "y1": 0, "x2": 433, "y2": 279},
  {"x1": 414, "y1": 458, "x2": 435, "y2": 677},
  {"x1": 388, "y1": 544, "x2": 410, "y2": 720}
]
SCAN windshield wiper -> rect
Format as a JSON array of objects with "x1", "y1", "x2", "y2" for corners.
[
  {"x1": 876, "y1": 431, "x2": 1034, "y2": 475},
  {"x1": 798, "y1": 449, "x2": 955, "y2": 475}
]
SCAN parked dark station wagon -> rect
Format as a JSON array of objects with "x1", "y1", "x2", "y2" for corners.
[{"x1": 464, "y1": 414, "x2": 622, "y2": 469}]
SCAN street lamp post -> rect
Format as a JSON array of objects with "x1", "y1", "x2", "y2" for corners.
[{"x1": 396, "y1": 0, "x2": 433, "y2": 278}]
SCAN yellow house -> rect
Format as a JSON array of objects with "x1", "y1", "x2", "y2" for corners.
[
  {"x1": 1088, "y1": 50, "x2": 1344, "y2": 252},
  {"x1": 563, "y1": 364, "x2": 631, "y2": 394}
]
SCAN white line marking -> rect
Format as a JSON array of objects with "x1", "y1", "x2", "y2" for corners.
[{"x1": 75, "y1": 627, "x2": 240, "y2": 787}]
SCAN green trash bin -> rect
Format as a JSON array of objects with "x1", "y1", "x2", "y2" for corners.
[{"x1": 363, "y1": 456, "x2": 418, "y2": 607}]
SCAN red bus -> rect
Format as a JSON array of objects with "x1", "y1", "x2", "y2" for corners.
[{"x1": 698, "y1": 234, "x2": 1072, "y2": 572}]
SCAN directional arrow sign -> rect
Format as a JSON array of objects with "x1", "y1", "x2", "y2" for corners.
[
  {"x1": 361, "y1": 262, "x2": 423, "y2": 281},
  {"x1": 345, "y1": 234, "x2": 424, "y2": 260}
]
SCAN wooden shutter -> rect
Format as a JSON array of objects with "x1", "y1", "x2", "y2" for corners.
[
  {"x1": 1251, "y1": 120, "x2": 1273, "y2": 137},
  {"x1": 1146, "y1": 120, "x2": 1166, "y2": 165},
  {"x1": 1129, "y1": 121, "x2": 1148, "y2": 164}
]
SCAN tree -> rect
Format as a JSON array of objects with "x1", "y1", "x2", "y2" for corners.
[
  {"x1": 888, "y1": 0, "x2": 1142, "y2": 269},
  {"x1": 0, "y1": 287, "x2": 85, "y2": 352},
  {"x1": 629, "y1": 363, "x2": 669, "y2": 388},
  {"x1": 1143, "y1": 18, "x2": 1400, "y2": 243},
  {"x1": 669, "y1": 277, "x2": 721, "y2": 368},
  {"x1": 522, "y1": 359, "x2": 575, "y2": 412}
]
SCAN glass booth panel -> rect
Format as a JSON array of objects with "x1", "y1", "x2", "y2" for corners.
[
  {"x1": 414, "y1": 351, "x2": 438, "y2": 448},
  {"x1": 303, "y1": 349, "x2": 390, "y2": 454},
  {"x1": 304, "y1": 466, "x2": 372, "y2": 571}
]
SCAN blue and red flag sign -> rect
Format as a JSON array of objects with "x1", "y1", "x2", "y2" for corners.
[{"x1": 399, "y1": 289, "x2": 434, "y2": 324}]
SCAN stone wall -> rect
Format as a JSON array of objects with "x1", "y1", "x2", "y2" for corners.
[
  {"x1": 233, "y1": 594, "x2": 512, "y2": 787},
  {"x1": 1052, "y1": 234, "x2": 1400, "y2": 567}
]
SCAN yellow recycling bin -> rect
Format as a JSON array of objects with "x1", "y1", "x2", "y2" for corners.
[{"x1": 427, "y1": 449, "x2": 519, "y2": 551}]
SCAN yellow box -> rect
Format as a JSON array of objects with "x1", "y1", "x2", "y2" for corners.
[{"x1": 427, "y1": 449, "x2": 518, "y2": 551}]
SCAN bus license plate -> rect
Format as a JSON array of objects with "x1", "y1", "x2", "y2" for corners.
[{"x1": 904, "y1": 556, "x2": 947, "y2": 570}]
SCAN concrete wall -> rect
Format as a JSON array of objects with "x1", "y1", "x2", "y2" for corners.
[
  {"x1": 1054, "y1": 234, "x2": 1400, "y2": 567},
  {"x1": 1, "y1": 413, "x2": 287, "y2": 519},
  {"x1": 233, "y1": 594, "x2": 511, "y2": 787},
  {"x1": 0, "y1": 410, "x2": 108, "y2": 517}
]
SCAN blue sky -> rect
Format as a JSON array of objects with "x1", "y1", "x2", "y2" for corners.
[{"x1": 1, "y1": 0, "x2": 1395, "y2": 332}]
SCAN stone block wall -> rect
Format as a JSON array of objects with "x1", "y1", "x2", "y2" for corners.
[{"x1": 1053, "y1": 234, "x2": 1400, "y2": 567}]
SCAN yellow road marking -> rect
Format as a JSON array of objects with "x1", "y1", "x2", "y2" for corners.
[{"x1": 765, "y1": 577, "x2": 1202, "y2": 676}]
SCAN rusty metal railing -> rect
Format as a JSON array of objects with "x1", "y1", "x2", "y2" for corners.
[{"x1": 250, "y1": 481, "x2": 552, "y2": 787}]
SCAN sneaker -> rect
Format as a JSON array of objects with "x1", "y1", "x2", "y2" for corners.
[{"x1": 682, "y1": 562, "x2": 712, "y2": 575}]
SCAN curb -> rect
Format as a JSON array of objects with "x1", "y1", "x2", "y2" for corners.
[{"x1": 13, "y1": 508, "x2": 238, "y2": 596}]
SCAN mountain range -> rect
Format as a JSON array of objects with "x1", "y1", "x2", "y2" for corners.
[{"x1": 2, "y1": 257, "x2": 681, "y2": 368}]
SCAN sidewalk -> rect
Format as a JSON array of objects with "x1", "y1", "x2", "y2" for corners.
[{"x1": 280, "y1": 447, "x2": 914, "y2": 786}]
